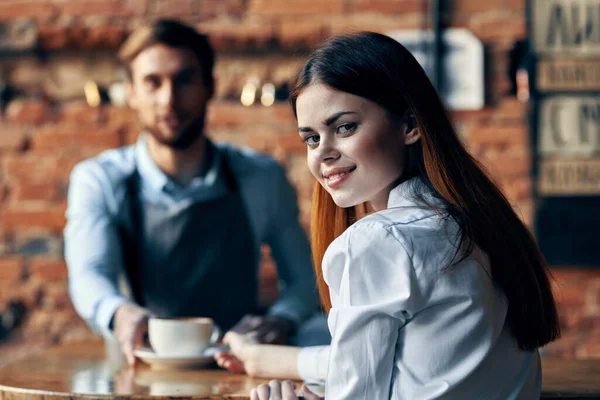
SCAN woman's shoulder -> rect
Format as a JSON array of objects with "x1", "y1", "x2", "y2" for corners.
[
  {"x1": 352, "y1": 202, "x2": 454, "y2": 244},
  {"x1": 327, "y1": 205, "x2": 462, "y2": 275},
  {"x1": 324, "y1": 212, "x2": 418, "y2": 274}
]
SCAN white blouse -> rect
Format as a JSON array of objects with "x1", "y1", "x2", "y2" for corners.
[{"x1": 315, "y1": 178, "x2": 541, "y2": 400}]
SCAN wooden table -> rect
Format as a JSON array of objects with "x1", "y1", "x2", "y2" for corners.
[
  {"x1": 0, "y1": 341, "x2": 271, "y2": 399},
  {"x1": 0, "y1": 341, "x2": 599, "y2": 399},
  {"x1": 541, "y1": 358, "x2": 600, "y2": 399}
]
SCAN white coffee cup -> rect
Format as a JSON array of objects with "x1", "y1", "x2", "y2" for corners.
[{"x1": 148, "y1": 317, "x2": 221, "y2": 357}]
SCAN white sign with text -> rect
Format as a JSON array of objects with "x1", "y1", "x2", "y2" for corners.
[{"x1": 387, "y1": 28, "x2": 485, "y2": 111}]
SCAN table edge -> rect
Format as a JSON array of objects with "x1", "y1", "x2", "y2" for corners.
[{"x1": 0, "y1": 384, "x2": 251, "y2": 400}]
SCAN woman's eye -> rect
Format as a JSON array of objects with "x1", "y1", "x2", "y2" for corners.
[
  {"x1": 303, "y1": 135, "x2": 320, "y2": 146},
  {"x1": 337, "y1": 123, "x2": 357, "y2": 134}
]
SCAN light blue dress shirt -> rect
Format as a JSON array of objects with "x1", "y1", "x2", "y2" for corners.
[
  {"x1": 318, "y1": 177, "x2": 541, "y2": 399},
  {"x1": 64, "y1": 134, "x2": 319, "y2": 334}
]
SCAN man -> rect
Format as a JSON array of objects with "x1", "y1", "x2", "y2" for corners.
[{"x1": 64, "y1": 20, "x2": 323, "y2": 366}]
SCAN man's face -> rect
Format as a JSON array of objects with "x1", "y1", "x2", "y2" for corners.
[{"x1": 127, "y1": 44, "x2": 213, "y2": 150}]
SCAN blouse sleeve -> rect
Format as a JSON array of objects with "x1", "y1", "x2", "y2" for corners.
[
  {"x1": 297, "y1": 345, "x2": 330, "y2": 384},
  {"x1": 323, "y1": 222, "x2": 421, "y2": 399}
]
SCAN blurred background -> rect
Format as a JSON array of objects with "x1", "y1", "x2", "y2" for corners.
[{"x1": 0, "y1": 0, "x2": 598, "y2": 363}]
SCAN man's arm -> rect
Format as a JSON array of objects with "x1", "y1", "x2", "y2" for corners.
[
  {"x1": 64, "y1": 162, "x2": 129, "y2": 334},
  {"x1": 264, "y1": 165, "x2": 320, "y2": 325}
]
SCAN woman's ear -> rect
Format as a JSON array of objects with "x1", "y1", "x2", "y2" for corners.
[{"x1": 404, "y1": 125, "x2": 421, "y2": 145}]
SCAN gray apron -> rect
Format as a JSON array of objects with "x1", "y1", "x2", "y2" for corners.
[{"x1": 118, "y1": 149, "x2": 258, "y2": 331}]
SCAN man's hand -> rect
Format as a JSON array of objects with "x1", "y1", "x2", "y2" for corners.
[
  {"x1": 229, "y1": 315, "x2": 295, "y2": 344},
  {"x1": 112, "y1": 303, "x2": 152, "y2": 367}
]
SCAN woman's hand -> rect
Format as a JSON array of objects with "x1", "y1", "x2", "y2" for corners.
[
  {"x1": 216, "y1": 331, "x2": 302, "y2": 380},
  {"x1": 250, "y1": 380, "x2": 323, "y2": 400},
  {"x1": 214, "y1": 332, "x2": 259, "y2": 375}
]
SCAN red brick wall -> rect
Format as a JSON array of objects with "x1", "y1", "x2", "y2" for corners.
[{"x1": 0, "y1": 0, "x2": 597, "y2": 363}]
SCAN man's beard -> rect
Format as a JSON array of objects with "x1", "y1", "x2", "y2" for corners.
[{"x1": 146, "y1": 113, "x2": 206, "y2": 151}]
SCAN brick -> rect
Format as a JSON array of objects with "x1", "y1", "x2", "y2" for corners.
[
  {"x1": 494, "y1": 97, "x2": 527, "y2": 121},
  {"x1": 465, "y1": 12, "x2": 526, "y2": 42},
  {"x1": 475, "y1": 146, "x2": 531, "y2": 178},
  {"x1": 0, "y1": 126, "x2": 28, "y2": 151},
  {"x1": 210, "y1": 129, "x2": 272, "y2": 153},
  {"x1": 31, "y1": 126, "x2": 123, "y2": 151},
  {"x1": 104, "y1": 106, "x2": 139, "y2": 129},
  {"x1": 559, "y1": 310, "x2": 586, "y2": 330},
  {"x1": 468, "y1": 124, "x2": 529, "y2": 149},
  {"x1": 79, "y1": 24, "x2": 127, "y2": 49},
  {"x1": 553, "y1": 281, "x2": 586, "y2": 307},
  {"x1": 505, "y1": 0, "x2": 526, "y2": 10},
  {"x1": 60, "y1": 321, "x2": 99, "y2": 342},
  {"x1": 347, "y1": 0, "x2": 425, "y2": 14},
  {"x1": 278, "y1": 20, "x2": 329, "y2": 48},
  {"x1": 3, "y1": 154, "x2": 57, "y2": 183},
  {"x1": 153, "y1": 0, "x2": 195, "y2": 17},
  {"x1": 452, "y1": 0, "x2": 505, "y2": 13},
  {"x1": 59, "y1": 101, "x2": 106, "y2": 125},
  {"x1": 12, "y1": 182, "x2": 60, "y2": 202},
  {"x1": 5, "y1": 100, "x2": 52, "y2": 125},
  {"x1": 48, "y1": 309, "x2": 80, "y2": 337},
  {"x1": 575, "y1": 331, "x2": 600, "y2": 358},
  {"x1": 2, "y1": 205, "x2": 67, "y2": 231},
  {"x1": 59, "y1": 0, "x2": 148, "y2": 17},
  {"x1": 4, "y1": 279, "x2": 43, "y2": 309},
  {"x1": 248, "y1": 0, "x2": 344, "y2": 16},
  {"x1": 259, "y1": 247, "x2": 279, "y2": 306},
  {"x1": 329, "y1": 13, "x2": 423, "y2": 35},
  {"x1": 30, "y1": 259, "x2": 68, "y2": 282},
  {"x1": 198, "y1": 20, "x2": 275, "y2": 50},
  {"x1": 493, "y1": 75, "x2": 515, "y2": 98},
  {"x1": 274, "y1": 131, "x2": 306, "y2": 155},
  {"x1": 450, "y1": 108, "x2": 495, "y2": 124},
  {"x1": 0, "y1": 1, "x2": 58, "y2": 21},
  {"x1": 512, "y1": 200, "x2": 532, "y2": 227},
  {"x1": 124, "y1": 129, "x2": 141, "y2": 146},
  {"x1": 551, "y1": 269, "x2": 600, "y2": 282},
  {"x1": 498, "y1": 176, "x2": 532, "y2": 203},
  {"x1": 0, "y1": 185, "x2": 9, "y2": 204},
  {"x1": 22, "y1": 310, "x2": 53, "y2": 337},
  {"x1": 8, "y1": 57, "x2": 46, "y2": 91},
  {"x1": 188, "y1": 0, "x2": 245, "y2": 19},
  {"x1": 38, "y1": 25, "x2": 70, "y2": 50},
  {"x1": 207, "y1": 102, "x2": 296, "y2": 129},
  {"x1": 0, "y1": 257, "x2": 23, "y2": 281},
  {"x1": 543, "y1": 330, "x2": 580, "y2": 358}
]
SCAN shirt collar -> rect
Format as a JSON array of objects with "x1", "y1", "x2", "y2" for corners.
[
  {"x1": 387, "y1": 176, "x2": 437, "y2": 209},
  {"x1": 134, "y1": 133, "x2": 221, "y2": 193}
]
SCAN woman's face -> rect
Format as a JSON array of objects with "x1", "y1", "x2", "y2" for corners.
[{"x1": 296, "y1": 83, "x2": 417, "y2": 210}]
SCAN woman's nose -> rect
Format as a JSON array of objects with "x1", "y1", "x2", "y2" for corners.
[{"x1": 316, "y1": 137, "x2": 340, "y2": 163}]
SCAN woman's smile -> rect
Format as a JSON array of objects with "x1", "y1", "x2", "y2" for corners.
[{"x1": 323, "y1": 166, "x2": 357, "y2": 188}]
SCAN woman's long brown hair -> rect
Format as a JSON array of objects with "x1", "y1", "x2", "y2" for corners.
[{"x1": 290, "y1": 32, "x2": 560, "y2": 350}]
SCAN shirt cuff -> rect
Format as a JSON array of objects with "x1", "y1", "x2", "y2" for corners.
[
  {"x1": 297, "y1": 345, "x2": 330, "y2": 383},
  {"x1": 96, "y1": 295, "x2": 129, "y2": 335}
]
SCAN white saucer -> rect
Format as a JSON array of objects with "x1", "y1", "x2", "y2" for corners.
[{"x1": 134, "y1": 348, "x2": 217, "y2": 370}]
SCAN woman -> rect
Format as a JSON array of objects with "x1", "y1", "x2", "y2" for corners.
[{"x1": 223, "y1": 31, "x2": 561, "y2": 400}]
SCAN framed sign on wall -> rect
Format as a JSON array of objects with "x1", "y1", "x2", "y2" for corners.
[{"x1": 529, "y1": 0, "x2": 600, "y2": 266}]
